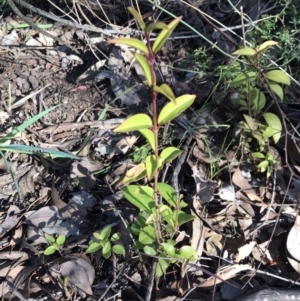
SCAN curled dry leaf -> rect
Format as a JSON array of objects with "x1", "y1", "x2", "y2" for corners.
[
  {"x1": 287, "y1": 215, "x2": 300, "y2": 262},
  {"x1": 235, "y1": 241, "x2": 256, "y2": 263},
  {"x1": 0, "y1": 205, "x2": 21, "y2": 238}
]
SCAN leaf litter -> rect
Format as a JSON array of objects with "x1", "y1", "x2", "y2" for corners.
[{"x1": 0, "y1": 0, "x2": 300, "y2": 301}]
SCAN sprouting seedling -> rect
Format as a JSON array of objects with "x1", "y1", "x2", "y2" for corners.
[{"x1": 44, "y1": 234, "x2": 66, "y2": 255}]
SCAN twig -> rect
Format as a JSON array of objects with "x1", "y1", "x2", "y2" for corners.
[
  {"x1": 7, "y1": 0, "x2": 80, "y2": 54},
  {"x1": 145, "y1": 260, "x2": 157, "y2": 301}
]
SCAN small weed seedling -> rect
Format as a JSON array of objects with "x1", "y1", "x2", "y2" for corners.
[
  {"x1": 86, "y1": 225, "x2": 125, "y2": 259},
  {"x1": 109, "y1": 7, "x2": 197, "y2": 277},
  {"x1": 230, "y1": 41, "x2": 290, "y2": 177},
  {"x1": 44, "y1": 234, "x2": 66, "y2": 255}
]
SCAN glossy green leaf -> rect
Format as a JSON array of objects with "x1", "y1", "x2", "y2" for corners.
[
  {"x1": 134, "y1": 53, "x2": 154, "y2": 86},
  {"x1": 157, "y1": 182, "x2": 177, "y2": 207},
  {"x1": 114, "y1": 114, "x2": 152, "y2": 133},
  {"x1": 102, "y1": 241, "x2": 112, "y2": 259},
  {"x1": 153, "y1": 84, "x2": 176, "y2": 103},
  {"x1": 158, "y1": 94, "x2": 196, "y2": 125},
  {"x1": 123, "y1": 163, "x2": 147, "y2": 185},
  {"x1": 99, "y1": 226, "x2": 112, "y2": 241},
  {"x1": 265, "y1": 70, "x2": 290, "y2": 85},
  {"x1": 252, "y1": 152, "x2": 265, "y2": 159},
  {"x1": 45, "y1": 235, "x2": 55, "y2": 243},
  {"x1": 144, "y1": 245, "x2": 157, "y2": 256},
  {"x1": 146, "y1": 155, "x2": 159, "y2": 180},
  {"x1": 152, "y1": 16, "x2": 182, "y2": 54},
  {"x1": 179, "y1": 246, "x2": 197, "y2": 262},
  {"x1": 263, "y1": 112, "x2": 282, "y2": 143},
  {"x1": 161, "y1": 243, "x2": 175, "y2": 257},
  {"x1": 139, "y1": 225, "x2": 156, "y2": 244},
  {"x1": 108, "y1": 37, "x2": 149, "y2": 56},
  {"x1": 159, "y1": 147, "x2": 182, "y2": 164},
  {"x1": 111, "y1": 232, "x2": 121, "y2": 242},
  {"x1": 263, "y1": 126, "x2": 274, "y2": 138},
  {"x1": 122, "y1": 185, "x2": 155, "y2": 213},
  {"x1": 127, "y1": 7, "x2": 146, "y2": 31},
  {"x1": 112, "y1": 244, "x2": 125, "y2": 256},
  {"x1": 86, "y1": 242, "x2": 102, "y2": 254},
  {"x1": 138, "y1": 128, "x2": 155, "y2": 152},
  {"x1": 156, "y1": 258, "x2": 170, "y2": 277},
  {"x1": 230, "y1": 71, "x2": 257, "y2": 85},
  {"x1": 232, "y1": 47, "x2": 256, "y2": 56},
  {"x1": 176, "y1": 211, "x2": 194, "y2": 226},
  {"x1": 269, "y1": 82, "x2": 284, "y2": 101},
  {"x1": 146, "y1": 22, "x2": 168, "y2": 32},
  {"x1": 44, "y1": 246, "x2": 57, "y2": 255},
  {"x1": 56, "y1": 235, "x2": 66, "y2": 246},
  {"x1": 257, "y1": 40, "x2": 278, "y2": 52}
]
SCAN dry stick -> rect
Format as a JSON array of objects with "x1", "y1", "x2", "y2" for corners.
[
  {"x1": 145, "y1": 260, "x2": 157, "y2": 301},
  {"x1": 7, "y1": 0, "x2": 80, "y2": 54}
]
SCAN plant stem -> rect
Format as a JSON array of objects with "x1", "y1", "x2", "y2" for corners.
[{"x1": 146, "y1": 32, "x2": 162, "y2": 243}]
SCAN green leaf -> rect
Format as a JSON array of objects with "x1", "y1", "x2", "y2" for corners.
[
  {"x1": 265, "y1": 70, "x2": 290, "y2": 85},
  {"x1": 269, "y1": 82, "x2": 284, "y2": 101},
  {"x1": 144, "y1": 245, "x2": 157, "y2": 256},
  {"x1": 157, "y1": 182, "x2": 177, "y2": 207},
  {"x1": 263, "y1": 126, "x2": 274, "y2": 138},
  {"x1": 111, "y1": 232, "x2": 121, "y2": 242},
  {"x1": 153, "y1": 84, "x2": 176, "y2": 103},
  {"x1": 56, "y1": 235, "x2": 66, "y2": 246},
  {"x1": 123, "y1": 163, "x2": 147, "y2": 185},
  {"x1": 139, "y1": 225, "x2": 156, "y2": 244},
  {"x1": 263, "y1": 112, "x2": 282, "y2": 143},
  {"x1": 114, "y1": 114, "x2": 152, "y2": 133},
  {"x1": 257, "y1": 160, "x2": 269, "y2": 172},
  {"x1": 243, "y1": 114, "x2": 257, "y2": 131},
  {"x1": 138, "y1": 129, "x2": 155, "y2": 152},
  {"x1": 99, "y1": 226, "x2": 112, "y2": 241},
  {"x1": 45, "y1": 235, "x2": 55, "y2": 243},
  {"x1": 152, "y1": 16, "x2": 182, "y2": 54},
  {"x1": 127, "y1": 7, "x2": 146, "y2": 31},
  {"x1": 145, "y1": 22, "x2": 168, "y2": 32},
  {"x1": 146, "y1": 155, "x2": 159, "y2": 180},
  {"x1": 122, "y1": 185, "x2": 155, "y2": 213},
  {"x1": 112, "y1": 244, "x2": 125, "y2": 256},
  {"x1": 0, "y1": 105, "x2": 59, "y2": 144},
  {"x1": 252, "y1": 152, "x2": 265, "y2": 159},
  {"x1": 230, "y1": 71, "x2": 257, "y2": 85},
  {"x1": 108, "y1": 37, "x2": 149, "y2": 56},
  {"x1": 158, "y1": 94, "x2": 196, "y2": 125},
  {"x1": 156, "y1": 258, "x2": 170, "y2": 277},
  {"x1": 257, "y1": 40, "x2": 278, "y2": 52},
  {"x1": 102, "y1": 241, "x2": 112, "y2": 259},
  {"x1": 44, "y1": 246, "x2": 57, "y2": 255},
  {"x1": 179, "y1": 246, "x2": 197, "y2": 262},
  {"x1": 176, "y1": 211, "x2": 194, "y2": 226},
  {"x1": 86, "y1": 242, "x2": 102, "y2": 254},
  {"x1": 161, "y1": 242, "x2": 175, "y2": 257},
  {"x1": 232, "y1": 47, "x2": 257, "y2": 56},
  {"x1": 250, "y1": 88, "x2": 266, "y2": 112},
  {"x1": 159, "y1": 147, "x2": 182, "y2": 164},
  {"x1": 134, "y1": 53, "x2": 154, "y2": 86}
]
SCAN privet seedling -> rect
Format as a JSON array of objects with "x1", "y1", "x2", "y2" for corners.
[
  {"x1": 44, "y1": 234, "x2": 66, "y2": 255},
  {"x1": 109, "y1": 7, "x2": 197, "y2": 277},
  {"x1": 230, "y1": 41, "x2": 290, "y2": 177},
  {"x1": 86, "y1": 225, "x2": 125, "y2": 259}
]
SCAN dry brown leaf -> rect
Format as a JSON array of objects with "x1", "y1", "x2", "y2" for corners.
[
  {"x1": 235, "y1": 241, "x2": 256, "y2": 262},
  {"x1": 199, "y1": 264, "x2": 252, "y2": 287},
  {"x1": 287, "y1": 215, "x2": 300, "y2": 262},
  {"x1": 232, "y1": 167, "x2": 258, "y2": 197},
  {"x1": 0, "y1": 205, "x2": 21, "y2": 238}
]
